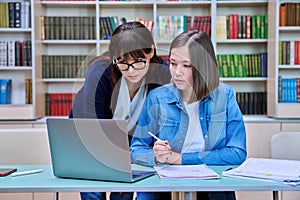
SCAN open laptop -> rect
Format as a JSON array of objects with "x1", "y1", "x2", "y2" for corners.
[{"x1": 46, "y1": 118, "x2": 155, "y2": 182}]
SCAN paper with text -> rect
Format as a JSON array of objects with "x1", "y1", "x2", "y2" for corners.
[
  {"x1": 154, "y1": 164, "x2": 220, "y2": 179},
  {"x1": 222, "y1": 158, "x2": 300, "y2": 186}
]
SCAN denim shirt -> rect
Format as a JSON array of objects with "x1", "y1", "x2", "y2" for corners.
[{"x1": 130, "y1": 83, "x2": 247, "y2": 166}]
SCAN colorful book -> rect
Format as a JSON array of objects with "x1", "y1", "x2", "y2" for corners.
[{"x1": 0, "y1": 79, "x2": 12, "y2": 104}]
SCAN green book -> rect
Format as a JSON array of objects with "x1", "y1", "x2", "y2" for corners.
[
  {"x1": 217, "y1": 55, "x2": 224, "y2": 77},
  {"x1": 226, "y1": 54, "x2": 235, "y2": 77},
  {"x1": 260, "y1": 15, "x2": 265, "y2": 39},
  {"x1": 264, "y1": 15, "x2": 268, "y2": 39},
  {"x1": 256, "y1": 15, "x2": 261, "y2": 39},
  {"x1": 221, "y1": 55, "x2": 228, "y2": 77},
  {"x1": 240, "y1": 54, "x2": 247, "y2": 77},
  {"x1": 251, "y1": 15, "x2": 256, "y2": 39},
  {"x1": 233, "y1": 54, "x2": 240, "y2": 77}
]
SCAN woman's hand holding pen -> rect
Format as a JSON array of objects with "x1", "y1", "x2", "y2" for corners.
[
  {"x1": 153, "y1": 140, "x2": 182, "y2": 164},
  {"x1": 153, "y1": 140, "x2": 172, "y2": 163},
  {"x1": 148, "y1": 131, "x2": 182, "y2": 164}
]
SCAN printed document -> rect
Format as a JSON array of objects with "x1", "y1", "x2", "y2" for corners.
[
  {"x1": 154, "y1": 164, "x2": 220, "y2": 179},
  {"x1": 222, "y1": 158, "x2": 300, "y2": 186}
]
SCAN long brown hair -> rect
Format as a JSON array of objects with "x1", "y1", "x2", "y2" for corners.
[{"x1": 169, "y1": 30, "x2": 219, "y2": 101}]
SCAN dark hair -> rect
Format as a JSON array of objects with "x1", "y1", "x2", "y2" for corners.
[
  {"x1": 87, "y1": 50, "x2": 111, "y2": 67},
  {"x1": 108, "y1": 21, "x2": 163, "y2": 88},
  {"x1": 169, "y1": 30, "x2": 219, "y2": 101}
]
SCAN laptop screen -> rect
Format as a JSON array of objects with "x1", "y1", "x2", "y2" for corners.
[{"x1": 46, "y1": 118, "x2": 137, "y2": 182}]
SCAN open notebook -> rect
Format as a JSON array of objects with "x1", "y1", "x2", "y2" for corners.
[{"x1": 46, "y1": 118, "x2": 155, "y2": 182}]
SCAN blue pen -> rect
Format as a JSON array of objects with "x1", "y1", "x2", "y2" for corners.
[{"x1": 224, "y1": 167, "x2": 233, "y2": 171}]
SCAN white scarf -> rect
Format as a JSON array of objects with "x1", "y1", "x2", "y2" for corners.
[{"x1": 113, "y1": 76, "x2": 147, "y2": 132}]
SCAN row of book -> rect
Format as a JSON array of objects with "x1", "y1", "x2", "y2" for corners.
[
  {"x1": 278, "y1": 40, "x2": 300, "y2": 65},
  {"x1": 25, "y1": 79, "x2": 32, "y2": 104},
  {"x1": 45, "y1": 93, "x2": 75, "y2": 116},
  {"x1": 157, "y1": 15, "x2": 211, "y2": 40},
  {"x1": 0, "y1": 1, "x2": 31, "y2": 28},
  {"x1": 41, "y1": 16, "x2": 96, "y2": 40},
  {"x1": 44, "y1": 91, "x2": 266, "y2": 117},
  {"x1": 217, "y1": 52, "x2": 267, "y2": 78},
  {"x1": 0, "y1": 79, "x2": 12, "y2": 104},
  {"x1": 42, "y1": 55, "x2": 88, "y2": 79},
  {"x1": 100, "y1": 17, "x2": 154, "y2": 40},
  {"x1": 216, "y1": 14, "x2": 268, "y2": 40},
  {"x1": 236, "y1": 92, "x2": 267, "y2": 115},
  {"x1": 41, "y1": 0, "x2": 211, "y2": 1},
  {"x1": 279, "y1": 3, "x2": 300, "y2": 27},
  {"x1": 278, "y1": 76, "x2": 300, "y2": 103},
  {"x1": 0, "y1": 40, "x2": 32, "y2": 67},
  {"x1": 99, "y1": 16, "x2": 128, "y2": 40},
  {"x1": 41, "y1": 0, "x2": 96, "y2": 1}
]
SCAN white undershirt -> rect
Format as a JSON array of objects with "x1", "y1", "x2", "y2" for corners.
[{"x1": 181, "y1": 101, "x2": 205, "y2": 153}]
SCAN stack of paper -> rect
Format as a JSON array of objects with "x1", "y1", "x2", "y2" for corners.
[
  {"x1": 222, "y1": 158, "x2": 300, "y2": 186},
  {"x1": 154, "y1": 164, "x2": 220, "y2": 179}
]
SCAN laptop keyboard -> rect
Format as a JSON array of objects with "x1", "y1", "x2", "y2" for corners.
[{"x1": 132, "y1": 170, "x2": 155, "y2": 180}]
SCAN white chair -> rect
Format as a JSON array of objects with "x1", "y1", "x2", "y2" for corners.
[
  {"x1": 270, "y1": 131, "x2": 300, "y2": 200},
  {"x1": 271, "y1": 131, "x2": 300, "y2": 160}
]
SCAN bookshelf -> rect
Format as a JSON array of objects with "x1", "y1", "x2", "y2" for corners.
[
  {"x1": 267, "y1": 0, "x2": 300, "y2": 118},
  {"x1": 1, "y1": 0, "x2": 272, "y2": 118},
  {"x1": 0, "y1": 0, "x2": 43, "y2": 120},
  {"x1": 216, "y1": 0, "x2": 268, "y2": 115}
]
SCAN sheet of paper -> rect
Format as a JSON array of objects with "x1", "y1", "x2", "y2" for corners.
[
  {"x1": 222, "y1": 158, "x2": 300, "y2": 185},
  {"x1": 154, "y1": 164, "x2": 220, "y2": 179},
  {"x1": 234, "y1": 158, "x2": 300, "y2": 177}
]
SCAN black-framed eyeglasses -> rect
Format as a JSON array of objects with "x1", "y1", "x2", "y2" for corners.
[{"x1": 113, "y1": 59, "x2": 147, "y2": 71}]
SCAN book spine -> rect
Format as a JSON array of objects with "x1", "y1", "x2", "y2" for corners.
[
  {"x1": 15, "y1": 41, "x2": 21, "y2": 66},
  {"x1": 8, "y1": 41, "x2": 15, "y2": 66},
  {"x1": 14, "y1": 2, "x2": 21, "y2": 28},
  {"x1": 297, "y1": 78, "x2": 300, "y2": 103},
  {"x1": 279, "y1": 4, "x2": 286, "y2": 26},
  {"x1": 0, "y1": 79, "x2": 12, "y2": 104},
  {"x1": 8, "y1": 2, "x2": 15, "y2": 28},
  {"x1": 278, "y1": 76, "x2": 282, "y2": 103},
  {"x1": 245, "y1": 15, "x2": 251, "y2": 39}
]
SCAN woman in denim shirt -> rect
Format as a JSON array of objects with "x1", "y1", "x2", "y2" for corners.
[{"x1": 130, "y1": 30, "x2": 247, "y2": 200}]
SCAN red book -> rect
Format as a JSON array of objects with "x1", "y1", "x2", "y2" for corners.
[
  {"x1": 194, "y1": 16, "x2": 200, "y2": 31},
  {"x1": 295, "y1": 41, "x2": 300, "y2": 65},
  {"x1": 233, "y1": 14, "x2": 238, "y2": 39},
  {"x1": 61, "y1": 93, "x2": 67, "y2": 116},
  {"x1": 228, "y1": 14, "x2": 234, "y2": 39},
  {"x1": 279, "y1": 4, "x2": 286, "y2": 26},
  {"x1": 67, "y1": 93, "x2": 73, "y2": 116},
  {"x1": 49, "y1": 93, "x2": 55, "y2": 116},
  {"x1": 57, "y1": 93, "x2": 62, "y2": 116},
  {"x1": 199, "y1": 16, "x2": 206, "y2": 33},
  {"x1": 295, "y1": 41, "x2": 298, "y2": 65},
  {"x1": 186, "y1": 16, "x2": 192, "y2": 31},
  {"x1": 204, "y1": 16, "x2": 211, "y2": 36},
  {"x1": 245, "y1": 15, "x2": 251, "y2": 39}
]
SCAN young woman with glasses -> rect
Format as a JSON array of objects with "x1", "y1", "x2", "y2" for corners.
[{"x1": 70, "y1": 21, "x2": 171, "y2": 200}]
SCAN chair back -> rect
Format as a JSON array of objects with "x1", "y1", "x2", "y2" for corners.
[{"x1": 271, "y1": 131, "x2": 300, "y2": 160}]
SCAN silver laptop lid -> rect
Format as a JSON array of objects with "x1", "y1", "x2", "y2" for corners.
[{"x1": 46, "y1": 118, "x2": 134, "y2": 182}]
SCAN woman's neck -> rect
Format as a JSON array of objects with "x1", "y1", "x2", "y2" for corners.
[
  {"x1": 181, "y1": 88, "x2": 196, "y2": 104},
  {"x1": 126, "y1": 79, "x2": 143, "y2": 99}
]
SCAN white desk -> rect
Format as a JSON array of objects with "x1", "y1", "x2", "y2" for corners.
[{"x1": 1, "y1": 165, "x2": 299, "y2": 200}]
